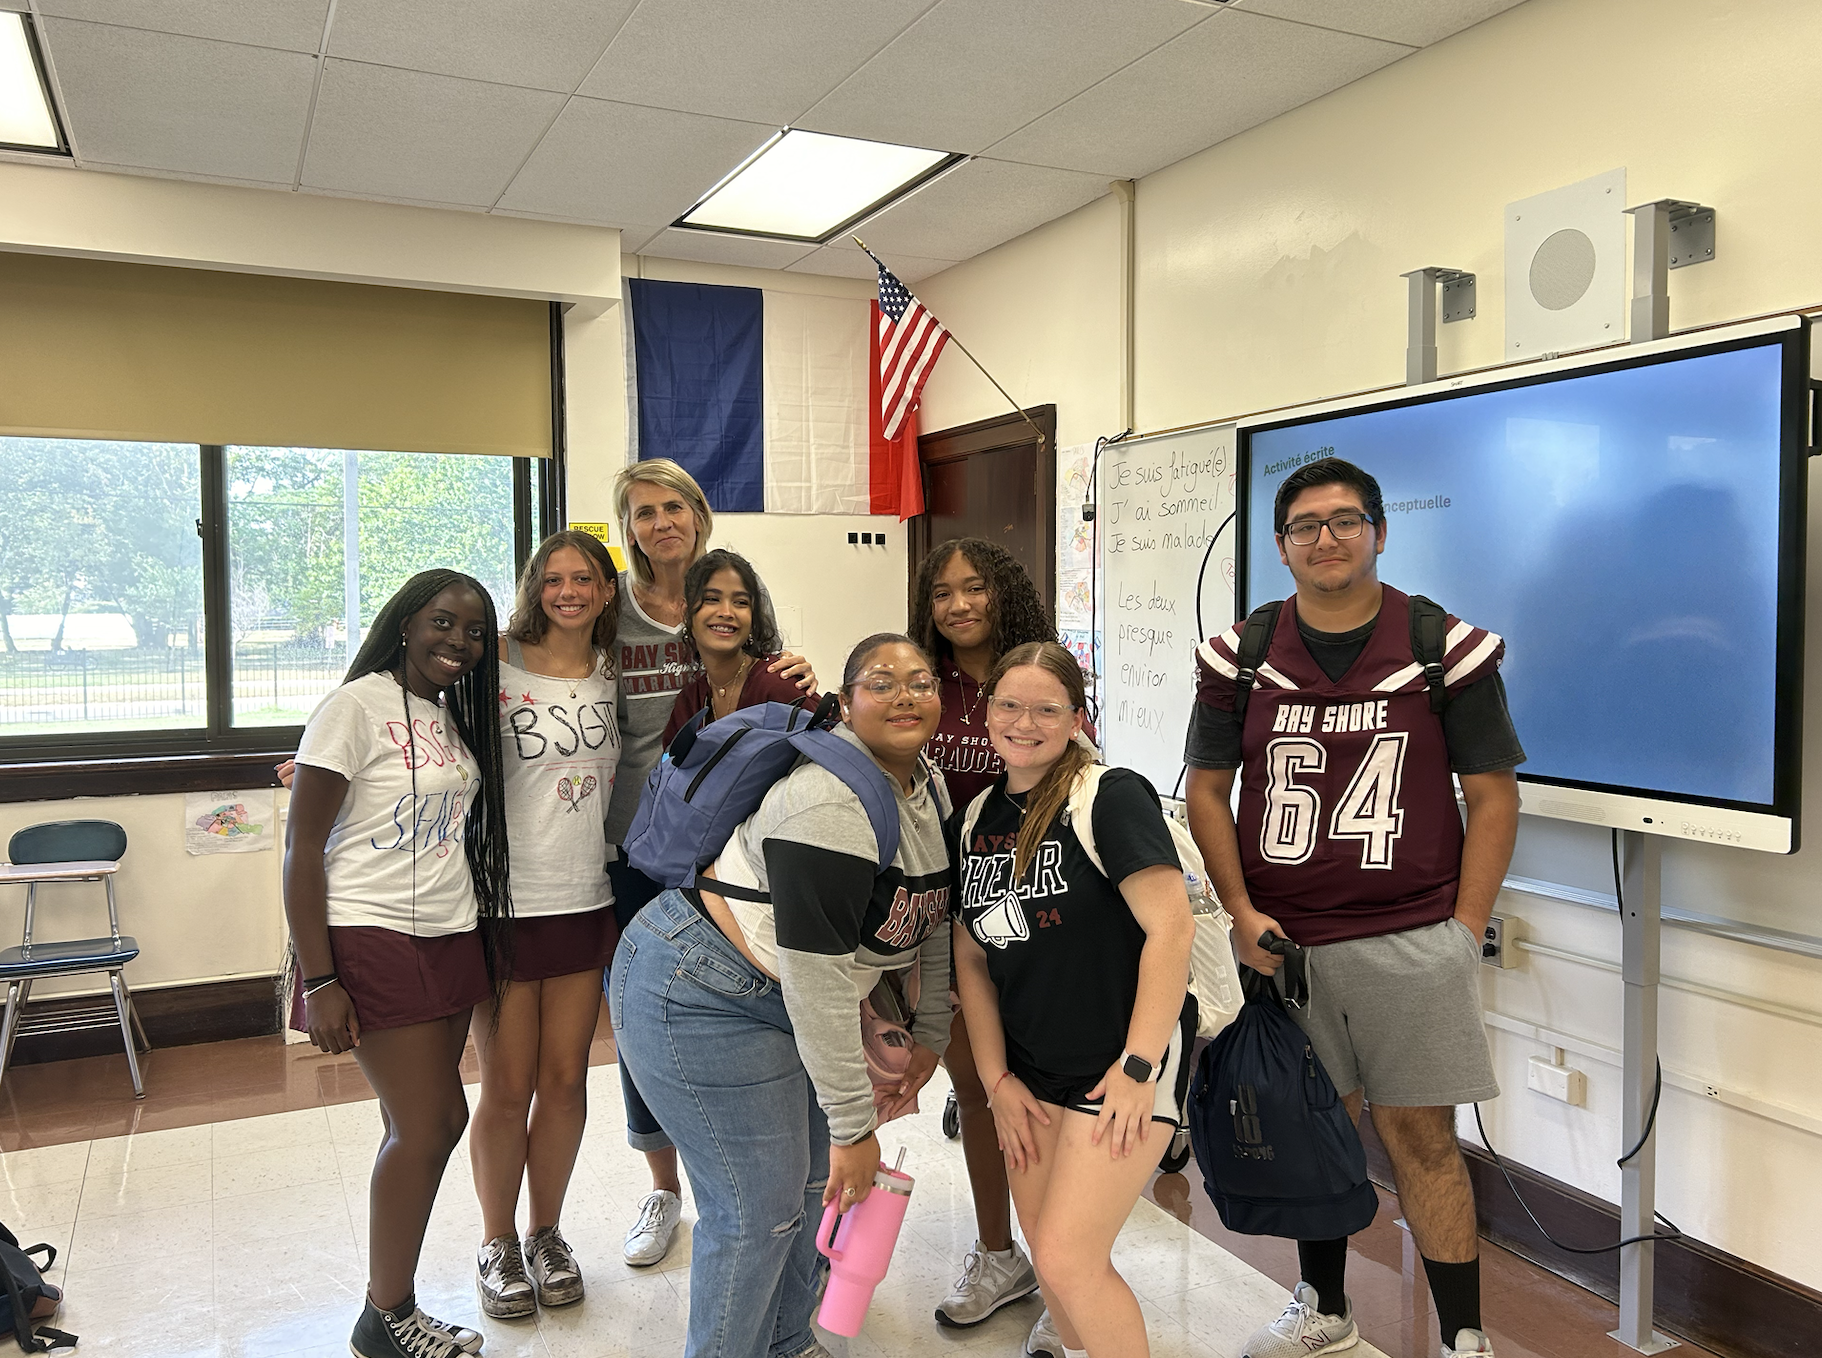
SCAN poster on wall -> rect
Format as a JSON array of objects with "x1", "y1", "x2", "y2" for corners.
[
  {"x1": 185, "y1": 790, "x2": 276, "y2": 855},
  {"x1": 1056, "y1": 442, "x2": 1101, "y2": 695}
]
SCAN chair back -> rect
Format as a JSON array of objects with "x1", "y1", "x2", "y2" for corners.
[{"x1": 8, "y1": 820, "x2": 128, "y2": 865}]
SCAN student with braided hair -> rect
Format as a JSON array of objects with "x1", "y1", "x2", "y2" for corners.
[{"x1": 283, "y1": 570, "x2": 513, "y2": 1358}]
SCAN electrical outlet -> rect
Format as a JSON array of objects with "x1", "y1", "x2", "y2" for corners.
[
  {"x1": 1481, "y1": 914, "x2": 1514, "y2": 968},
  {"x1": 1527, "y1": 1056, "x2": 1587, "y2": 1105}
]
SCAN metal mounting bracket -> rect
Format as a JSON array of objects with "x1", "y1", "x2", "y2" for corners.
[
  {"x1": 1400, "y1": 267, "x2": 1476, "y2": 385},
  {"x1": 1623, "y1": 199, "x2": 1716, "y2": 341}
]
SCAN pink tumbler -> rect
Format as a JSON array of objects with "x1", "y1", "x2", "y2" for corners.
[{"x1": 814, "y1": 1148, "x2": 914, "y2": 1336}]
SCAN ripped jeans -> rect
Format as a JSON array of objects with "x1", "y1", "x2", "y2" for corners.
[{"x1": 610, "y1": 889, "x2": 829, "y2": 1358}]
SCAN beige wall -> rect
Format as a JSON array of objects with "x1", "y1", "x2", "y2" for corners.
[{"x1": 912, "y1": 0, "x2": 1822, "y2": 1289}]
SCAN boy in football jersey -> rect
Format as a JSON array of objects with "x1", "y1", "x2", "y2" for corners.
[{"x1": 1184, "y1": 458, "x2": 1523, "y2": 1358}]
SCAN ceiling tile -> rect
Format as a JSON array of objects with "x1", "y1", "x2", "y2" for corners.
[
  {"x1": 300, "y1": 60, "x2": 565, "y2": 206},
  {"x1": 788, "y1": 244, "x2": 954, "y2": 283},
  {"x1": 853, "y1": 157, "x2": 1108, "y2": 262},
  {"x1": 37, "y1": 0, "x2": 329, "y2": 52},
  {"x1": 635, "y1": 229, "x2": 818, "y2": 271},
  {"x1": 987, "y1": 9, "x2": 1411, "y2": 178},
  {"x1": 497, "y1": 96, "x2": 773, "y2": 228},
  {"x1": 326, "y1": 0, "x2": 638, "y2": 94},
  {"x1": 42, "y1": 19, "x2": 316, "y2": 181},
  {"x1": 798, "y1": 0, "x2": 1210, "y2": 154},
  {"x1": 580, "y1": 0, "x2": 932, "y2": 124},
  {"x1": 1233, "y1": 0, "x2": 1530, "y2": 47}
]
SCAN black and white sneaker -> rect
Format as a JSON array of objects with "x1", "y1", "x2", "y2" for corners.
[
  {"x1": 415, "y1": 1308, "x2": 483, "y2": 1355},
  {"x1": 476, "y1": 1235, "x2": 535, "y2": 1319},
  {"x1": 350, "y1": 1295, "x2": 468, "y2": 1358},
  {"x1": 525, "y1": 1225, "x2": 584, "y2": 1307}
]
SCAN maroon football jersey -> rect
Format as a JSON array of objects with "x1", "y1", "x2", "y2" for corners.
[{"x1": 1194, "y1": 585, "x2": 1504, "y2": 946}]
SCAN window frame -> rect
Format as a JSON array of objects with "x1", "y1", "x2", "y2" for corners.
[{"x1": 0, "y1": 444, "x2": 559, "y2": 800}]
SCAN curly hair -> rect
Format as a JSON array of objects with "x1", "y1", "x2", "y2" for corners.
[
  {"x1": 680, "y1": 549, "x2": 782, "y2": 661},
  {"x1": 910, "y1": 538, "x2": 1056, "y2": 664}
]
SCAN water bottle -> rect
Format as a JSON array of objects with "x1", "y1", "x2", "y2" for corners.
[{"x1": 814, "y1": 1148, "x2": 914, "y2": 1336}]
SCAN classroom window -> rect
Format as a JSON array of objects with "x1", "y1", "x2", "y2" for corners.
[
  {"x1": 226, "y1": 447, "x2": 516, "y2": 728},
  {"x1": 0, "y1": 438, "x2": 205, "y2": 738},
  {"x1": 0, "y1": 437, "x2": 534, "y2": 766}
]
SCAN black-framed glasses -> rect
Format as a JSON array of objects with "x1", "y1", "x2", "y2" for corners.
[{"x1": 1281, "y1": 512, "x2": 1373, "y2": 547}]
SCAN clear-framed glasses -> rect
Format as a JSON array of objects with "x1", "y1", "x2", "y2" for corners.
[
  {"x1": 1282, "y1": 512, "x2": 1373, "y2": 547},
  {"x1": 986, "y1": 697, "x2": 1077, "y2": 729},
  {"x1": 858, "y1": 673, "x2": 939, "y2": 702}
]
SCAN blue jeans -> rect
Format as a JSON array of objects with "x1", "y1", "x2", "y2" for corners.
[
  {"x1": 607, "y1": 854, "x2": 671, "y2": 1151},
  {"x1": 610, "y1": 889, "x2": 829, "y2": 1358}
]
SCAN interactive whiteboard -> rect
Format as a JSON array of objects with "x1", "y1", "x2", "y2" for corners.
[{"x1": 1097, "y1": 424, "x2": 1237, "y2": 796}]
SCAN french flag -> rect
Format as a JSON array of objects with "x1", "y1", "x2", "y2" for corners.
[{"x1": 626, "y1": 278, "x2": 928, "y2": 519}]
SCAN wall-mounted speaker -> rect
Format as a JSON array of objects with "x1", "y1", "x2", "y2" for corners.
[{"x1": 1504, "y1": 168, "x2": 1626, "y2": 359}]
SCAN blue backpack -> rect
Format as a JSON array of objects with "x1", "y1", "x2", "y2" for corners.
[
  {"x1": 1186, "y1": 947, "x2": 1380, "y2": 1239},
  {"x1": 625, "y1": 694, "x2": 909, "y2": 891}
]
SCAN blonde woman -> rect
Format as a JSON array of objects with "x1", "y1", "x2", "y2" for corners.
[
  {"x1": 954, "y1": 642, "x2": 1196, "y2": 1358},
  {"x1": 603, "y1": 458, "x2": 815, "y2": 1266}
]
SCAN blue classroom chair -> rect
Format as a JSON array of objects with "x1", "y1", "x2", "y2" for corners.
[{"x1": 0, "y1": 820, "x2": 148, "y2": 1099}]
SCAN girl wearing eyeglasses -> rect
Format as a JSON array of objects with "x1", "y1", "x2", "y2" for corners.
[
  {"x1": 909, "y1": 538, "x2": 1069, "y2": 1338},
  {"x1": 609, "y1": 633, "x2": 954, "y2": 1358},
  {"x1": 953, "y1": 641, "x2": 1196, "y2": 1358}
]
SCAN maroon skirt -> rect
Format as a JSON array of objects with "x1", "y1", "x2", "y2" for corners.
[
  {"x1": 508, "y1": 906, "x2": 620, "y2": 984},
  {"x1": 290, "y1": 926, "x2": 489, "y2": 1033}
]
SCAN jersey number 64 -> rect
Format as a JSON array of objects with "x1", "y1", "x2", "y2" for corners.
[{"x1": 1260, "y1": 733, "x2": 1410, "y2": 869}]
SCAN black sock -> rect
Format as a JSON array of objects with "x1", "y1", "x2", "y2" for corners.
[
  {"x1": 1421, "y1": 1256, "x2": 1481, "y2": 1347},
  {"x1": 1296, "y1": 1238, "x2": 1349, "y2": 1318}
]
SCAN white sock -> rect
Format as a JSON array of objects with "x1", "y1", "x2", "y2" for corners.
[
  {"x1": 980, "y1": 1240, "x2": 1015, "y2": 1259},
  {"x1": 1063, "y1": 1347, "x2": 1088, "y2": 1358}
]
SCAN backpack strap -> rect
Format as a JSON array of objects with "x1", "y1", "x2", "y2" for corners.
[
  {"x1": 1407, "y1": 594, "x2": 1453, "y2": 714},
  {"x1": 956, "y1": 784, "x2": 996, "y2": 863},
  {"x1": 1231, "y1": 600, "x2": 1284, "y2": 724},
  {"x1": 1063, "y1": 763, "x2": 1112, "y2": 879},
  {"x1": 788, "y1": 731, "x2": 903, "y2": 872}
]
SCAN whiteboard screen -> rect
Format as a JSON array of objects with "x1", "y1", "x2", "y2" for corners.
[{"x1": 1097, "y1": 424, "x2": 1237, "y2": 795}]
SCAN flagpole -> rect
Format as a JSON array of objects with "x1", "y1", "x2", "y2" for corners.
[{"x1": 855, "y1": 237, "x2": 1048, "y2": 455}]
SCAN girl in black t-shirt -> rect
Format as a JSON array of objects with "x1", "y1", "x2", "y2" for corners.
[{"x1": 953, "y1": 642, "x2": 1196, "y2": 1358}]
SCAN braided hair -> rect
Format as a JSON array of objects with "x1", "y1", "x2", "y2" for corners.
[
  {"x1": 911, "y1": 538, "x2": 1056, "y2": 665},
  {"x1": 347, "y1": 570, "x2": 514, "y2": 990}
]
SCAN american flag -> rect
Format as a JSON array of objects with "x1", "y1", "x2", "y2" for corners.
[{"x1": 871, "y1": 254, "x2": 950, "y2": 440}]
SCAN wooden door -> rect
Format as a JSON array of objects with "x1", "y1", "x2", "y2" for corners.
[{"x1": 912, "y1": 405, "x2": 1058, "y2": 619}]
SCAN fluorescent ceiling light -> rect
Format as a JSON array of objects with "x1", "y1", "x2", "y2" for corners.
[
  {"x1": 0, "y1": 13, "x2": 64, "y2": 153},
  {"x1": 678, "y1": 129, "x2": 961, "y2": 244}
]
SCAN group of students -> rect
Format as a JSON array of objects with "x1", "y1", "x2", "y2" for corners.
[{"x1": 283, "y1": 457, "x2": 1196, "y2": 1358}]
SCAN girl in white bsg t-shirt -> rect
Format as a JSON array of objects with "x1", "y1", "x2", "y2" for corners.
[
  {"x1": 283, "y1": 569, "x2": 513, "y2": 1358},
  {"x1": 469, "y1": 531, "x2": 624, "y2": 1320}
]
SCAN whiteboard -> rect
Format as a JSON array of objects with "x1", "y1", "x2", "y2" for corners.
[{"x1": 1097, "y1": 424, "x2": 1238, "y2": 796}]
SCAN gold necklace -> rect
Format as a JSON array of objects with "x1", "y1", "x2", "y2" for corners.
[
  {"x1": 712, "y1": 655, "x2": 753, "y2": 705},
  {"x1": 954, "y1": 666, "x2": 987, "y2": 726}
]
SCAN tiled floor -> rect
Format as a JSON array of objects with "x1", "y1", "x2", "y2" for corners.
[{"x1": 0, "y1": 1029, "x2": 1717, "y2": 1358}]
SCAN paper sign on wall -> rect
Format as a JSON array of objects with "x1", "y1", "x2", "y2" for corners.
[
  {"x1": 185, "y1": 790, "x2": 275, "y2": 855},
  {"x1": 569, "y1": 523, "x2": 628, "y2": 572}
]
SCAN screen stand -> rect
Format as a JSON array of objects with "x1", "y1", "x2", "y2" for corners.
[{"x1": 1610, "y1": 830, "x2": 1680, "y2": 1355}]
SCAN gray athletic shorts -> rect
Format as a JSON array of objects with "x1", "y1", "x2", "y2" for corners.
[{"x1": 1286, "y1": 917, "x2": 1498, "y2": 1108}]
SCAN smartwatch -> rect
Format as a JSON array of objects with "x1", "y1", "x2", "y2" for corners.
[{"x1": 1120, "y1": 1050, "x2": 1161, "y2": 1083}]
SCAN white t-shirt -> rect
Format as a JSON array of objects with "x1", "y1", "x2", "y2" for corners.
[
  {"x1": 295, "y1": 672, "x2": 480, "y2": 936},
  {"x1": 498, "y1": 642, "x2": 619, "y2": 917}
]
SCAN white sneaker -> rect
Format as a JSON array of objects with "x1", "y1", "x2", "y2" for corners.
[
  {"x1": 475, "y1": 1234, "x2": 535, "y2": 1319},
  {"x1": 1025, "y1": 1308, "x2": 1061, "y2": 1358},
  {"x1": 1241, "y1": 1282, "x2": 1359, "y2": 1358},
  {"x1": 933, "y1": 1240, "x2": 1041, "y2": 1327},
  {"x1": 1443, "y1": 1328, "x2": 1496, "y2": 1358},
  {"x1": 623, "y1": 1189, "x2": 683, "y2": 1267}
]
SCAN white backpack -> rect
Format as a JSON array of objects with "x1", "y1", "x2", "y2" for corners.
[{"x1": 957, "y1": 763, "x2": 1242, "y2": 1040}]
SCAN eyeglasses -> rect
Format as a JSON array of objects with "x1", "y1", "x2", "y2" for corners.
[
  {"x1": 1281, "y1": 512, "x2": 1373, "y2": 547},
  {"x1": 986, "y1": 697, "x2": 1077, "y2": 729},
  {"x1": 856, "y1": 674, "x2": 939, "y2": 702}
]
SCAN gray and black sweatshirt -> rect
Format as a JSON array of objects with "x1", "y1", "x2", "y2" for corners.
[{"x1": 706, "y1": 722, "x2": 954, "y2": 1146}]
